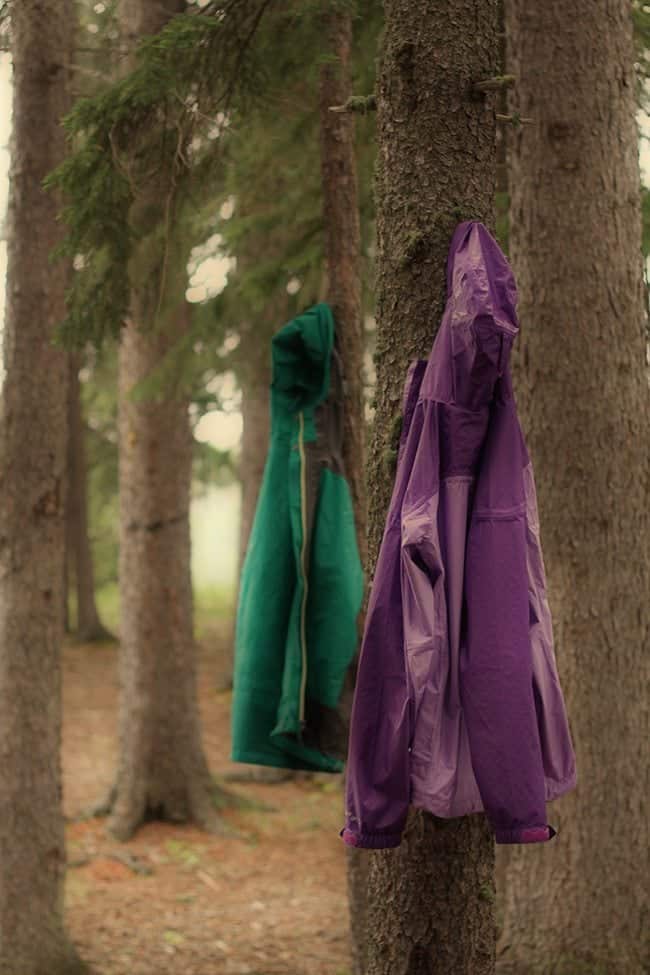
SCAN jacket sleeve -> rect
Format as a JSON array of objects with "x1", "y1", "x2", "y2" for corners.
[
  {"x1": 341, "y1": 390, "x2": 429, "y2": 850},
  {"x1": 342, "y1": 550, "x2": 413, "y2": 849},
  {"x1": 342, "y1": 396, "x2": 440, "y2": 850},
  {"x1": 462, "y1": 506, "x2": 554, "y2": 844}
]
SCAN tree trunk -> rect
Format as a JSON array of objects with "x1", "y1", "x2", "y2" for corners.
[
  {"x1": 319, "y1": 7, "x2": 366, "y2": 563},
  {"x1": 217, "y1": 322, "x2": 272, "y2": 692},
  {"x1": 66, "y1": 354, "x2": 111, "y2": 642},
  {"x1": 108, "y1": 0, "x2": 220, "y2": 841},
  {"x1": 238, "y1": 358, "x2": 271, "y2": 574},
  {"x1": 499, "y1": 3, "x2": 650, "y2": 973},
  {"x1": 0, "y1": 2, "x2": 87, "y2": 972},
  {"x1": 364, "y1": 2, "x2": 499, "y2": 973},
  {"x1": 318, "y1": 11, "x2": 368, "y2": 975}
]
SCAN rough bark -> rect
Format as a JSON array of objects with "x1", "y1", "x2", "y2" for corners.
[
  {"x1": 499, "y1": 3, "x2": 650, "y2": 973},
  {"x1": 318, "y1": 10, "x2": 368, "y2": 975},
  {"x1": 66, "y1": 355, "x2": 111, "y2": 642},
  {"x1": 365, "y1": 1, "x2": 499, "y2": 973},
  {"x1": 0, "y1": 2, "x2": 88, "y2": 972},
  {"x1": 108, "y1": 0, "x2": 220, "y2": 840}
]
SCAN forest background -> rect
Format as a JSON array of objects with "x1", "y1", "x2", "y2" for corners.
[
  {"x1": 0, "y1": 4, "x2": 649, "y2": 635},
  {"x1": 0, "y1": 1, "x2": 648, "y2": 974}
]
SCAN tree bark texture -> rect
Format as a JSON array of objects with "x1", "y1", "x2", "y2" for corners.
[
  {"x1": 365, "y1": 2, "x2": 500, "y2": 973},
  {"x1": 0, "y1": 2, "x2": 87, "y2": 972},
  {"x1": 318, "y1": 11, "x2": 368, "y2": 975},
  {"x1": 66, "y1": 355, "x2": 111, "y2": 642},
  {"x1": 109, "y1": 0, "x2": 219, "y2": 840},
  {"x1": 500, "y1": 3, "x2": 650, "y2": 973}
]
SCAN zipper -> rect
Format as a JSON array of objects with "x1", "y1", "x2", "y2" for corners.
[{"x1": 297, "y1": 411, "x2": 309, "y2": 730}]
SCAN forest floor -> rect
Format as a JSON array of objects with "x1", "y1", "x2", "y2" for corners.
[{"x1": 62, "y1": 624, "x2": 352, "y2": 975}]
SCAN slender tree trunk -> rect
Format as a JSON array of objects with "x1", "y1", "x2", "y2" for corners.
[
  {"x1": 64, "y1": 531, "x2": 71, "y2": 634},
  {"x1": 66, "y1": 355, "x2": 111, "y2": 642},
  {"x1": 364, "y1": 2, "x2": 499, "y2": 973},
  {"x1": 0, "y1": 2, "x2": 87, "y2": 972},
  {"x1": 318, "y1": 11, "x2": 368, "y2": 975},
  {"x1": 319, "y1": 7, "x2": 366, "y2": 560},
  {"x1": 108, "y1": 0, "x2": 220, "y2": 840},
  {"x1": 238, "y1": 361, "x2": 270, "y2": 573},
  {"x1": 499, "y1": 3, "x2": 650, "y2": 973},
  {"x1": 217, "y1": 322, "x2": 271, "y2": 692}
]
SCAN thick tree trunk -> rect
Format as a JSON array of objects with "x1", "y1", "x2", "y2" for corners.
[
  {"x1": 0, "y1": 2, "x2": 87, "y2": 973},
  {"x1": 66, "y1": 355, "x2": 111, "y2": 642},
  {"x1": 108, "y1": 0, "x2": 220, "y2": 840},
  {"x1": 499, "y1": 3, "x2": 650, "y2": 973},
  {"x1": 364, "y1": 2, "x2": 499, "y2": 973},
  {"x1": 318, "y1": 11, "x2": 368, "y2": 975},
  {"x1": 111, "y1": 304, "x2": 219, "y2": 839}
]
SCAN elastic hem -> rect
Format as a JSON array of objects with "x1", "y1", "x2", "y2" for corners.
[
  {"x1": 340, "y1": 827, "x2": 402, "y2": 850},
  {"x1": 495, "y1": 825, "x2": 556, "y2": 845}
]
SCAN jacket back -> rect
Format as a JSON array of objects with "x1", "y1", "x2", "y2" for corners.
[
  {"x1": 232, "y1": 303, "x2": 363, "y2": 773},
  {"x1": 343, "y1": 223, "x2": 576, "y2": 847}
]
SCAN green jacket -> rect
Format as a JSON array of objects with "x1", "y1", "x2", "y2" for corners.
[{"x1": 231, "y1": 304, "x2": 363, "y2": 772}]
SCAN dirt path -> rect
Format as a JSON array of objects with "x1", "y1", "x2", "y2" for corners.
[{"x1": 62, "y1": 633, "x2": 352, "y2": 975}]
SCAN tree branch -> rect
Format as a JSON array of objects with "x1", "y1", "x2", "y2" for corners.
[{"x1": 329, "y1": 94, "x2": 377, "y2": 114}]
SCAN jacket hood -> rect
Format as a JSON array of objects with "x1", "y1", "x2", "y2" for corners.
[
  {"x1": 426, "y1": 222, "x2": 519, "y2": 410},
  {"x1": 271, "y1": 303, "x2": 335, "y2": 412},
  {"x1": 446, "y1": 221, "x2": 518, "y2": 325}
]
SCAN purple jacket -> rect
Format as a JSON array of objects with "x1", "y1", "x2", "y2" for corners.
[{"x1": 343, "y1": 222, "x2": 576, "y2": 848}]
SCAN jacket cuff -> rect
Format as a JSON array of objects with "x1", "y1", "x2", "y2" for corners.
[
  {"x1": 494, "y1": 825, "x2": 556, "y2": 845},
  {"x1": 340, "y1": 827, "x2": 402, "y2": 850}
]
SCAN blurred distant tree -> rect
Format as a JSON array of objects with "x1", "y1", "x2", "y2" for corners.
[
  {"x1": 361, "y1": 1, "x2": 499, "y2": 973},
  {"x1": 319, "y1": 5, "x2": 365, "y2": 560},
  {"x1": 500, "y1": 2, "x2": 650, "y2": 973},
  {"x1": 235, "y1": 298, "x2": 275, "y2": 589},
  {"x1": 106, "y1": 0, "x2": 222, "y2": 840},
  {"x1": 62, "y1": 0, "x2": 116, "y2": 642},
  {"x1": 317, "y1": 7, "x2": 368, "y2": 974},
  {"x1": 82, "y1": 348, "x2": 121, "y2": 593},
  {"x1": 0, "y1": 1, "x2": 88, "y2": 972},
  {"x1": 221, "y1": 286, "x2": 277, "y2": 691},
  {"x1": 66, "y1": 354, "x2": 112, "y2": 641}
]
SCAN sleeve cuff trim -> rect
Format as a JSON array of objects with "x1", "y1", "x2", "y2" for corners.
[
  {"x1": 495, "y1": 825, "x2": 557, "y2": 845},
  {"x1": 340, "y1": 827, "x2": 402, "y2": 849}
]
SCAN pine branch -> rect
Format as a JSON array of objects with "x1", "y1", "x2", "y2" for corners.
[
  {"x1": 329, "y1": 93, "x2": 376, "y2": 113},
  {"x1": 47, "y1": 1, "x2": 282, "y2": 348}
]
